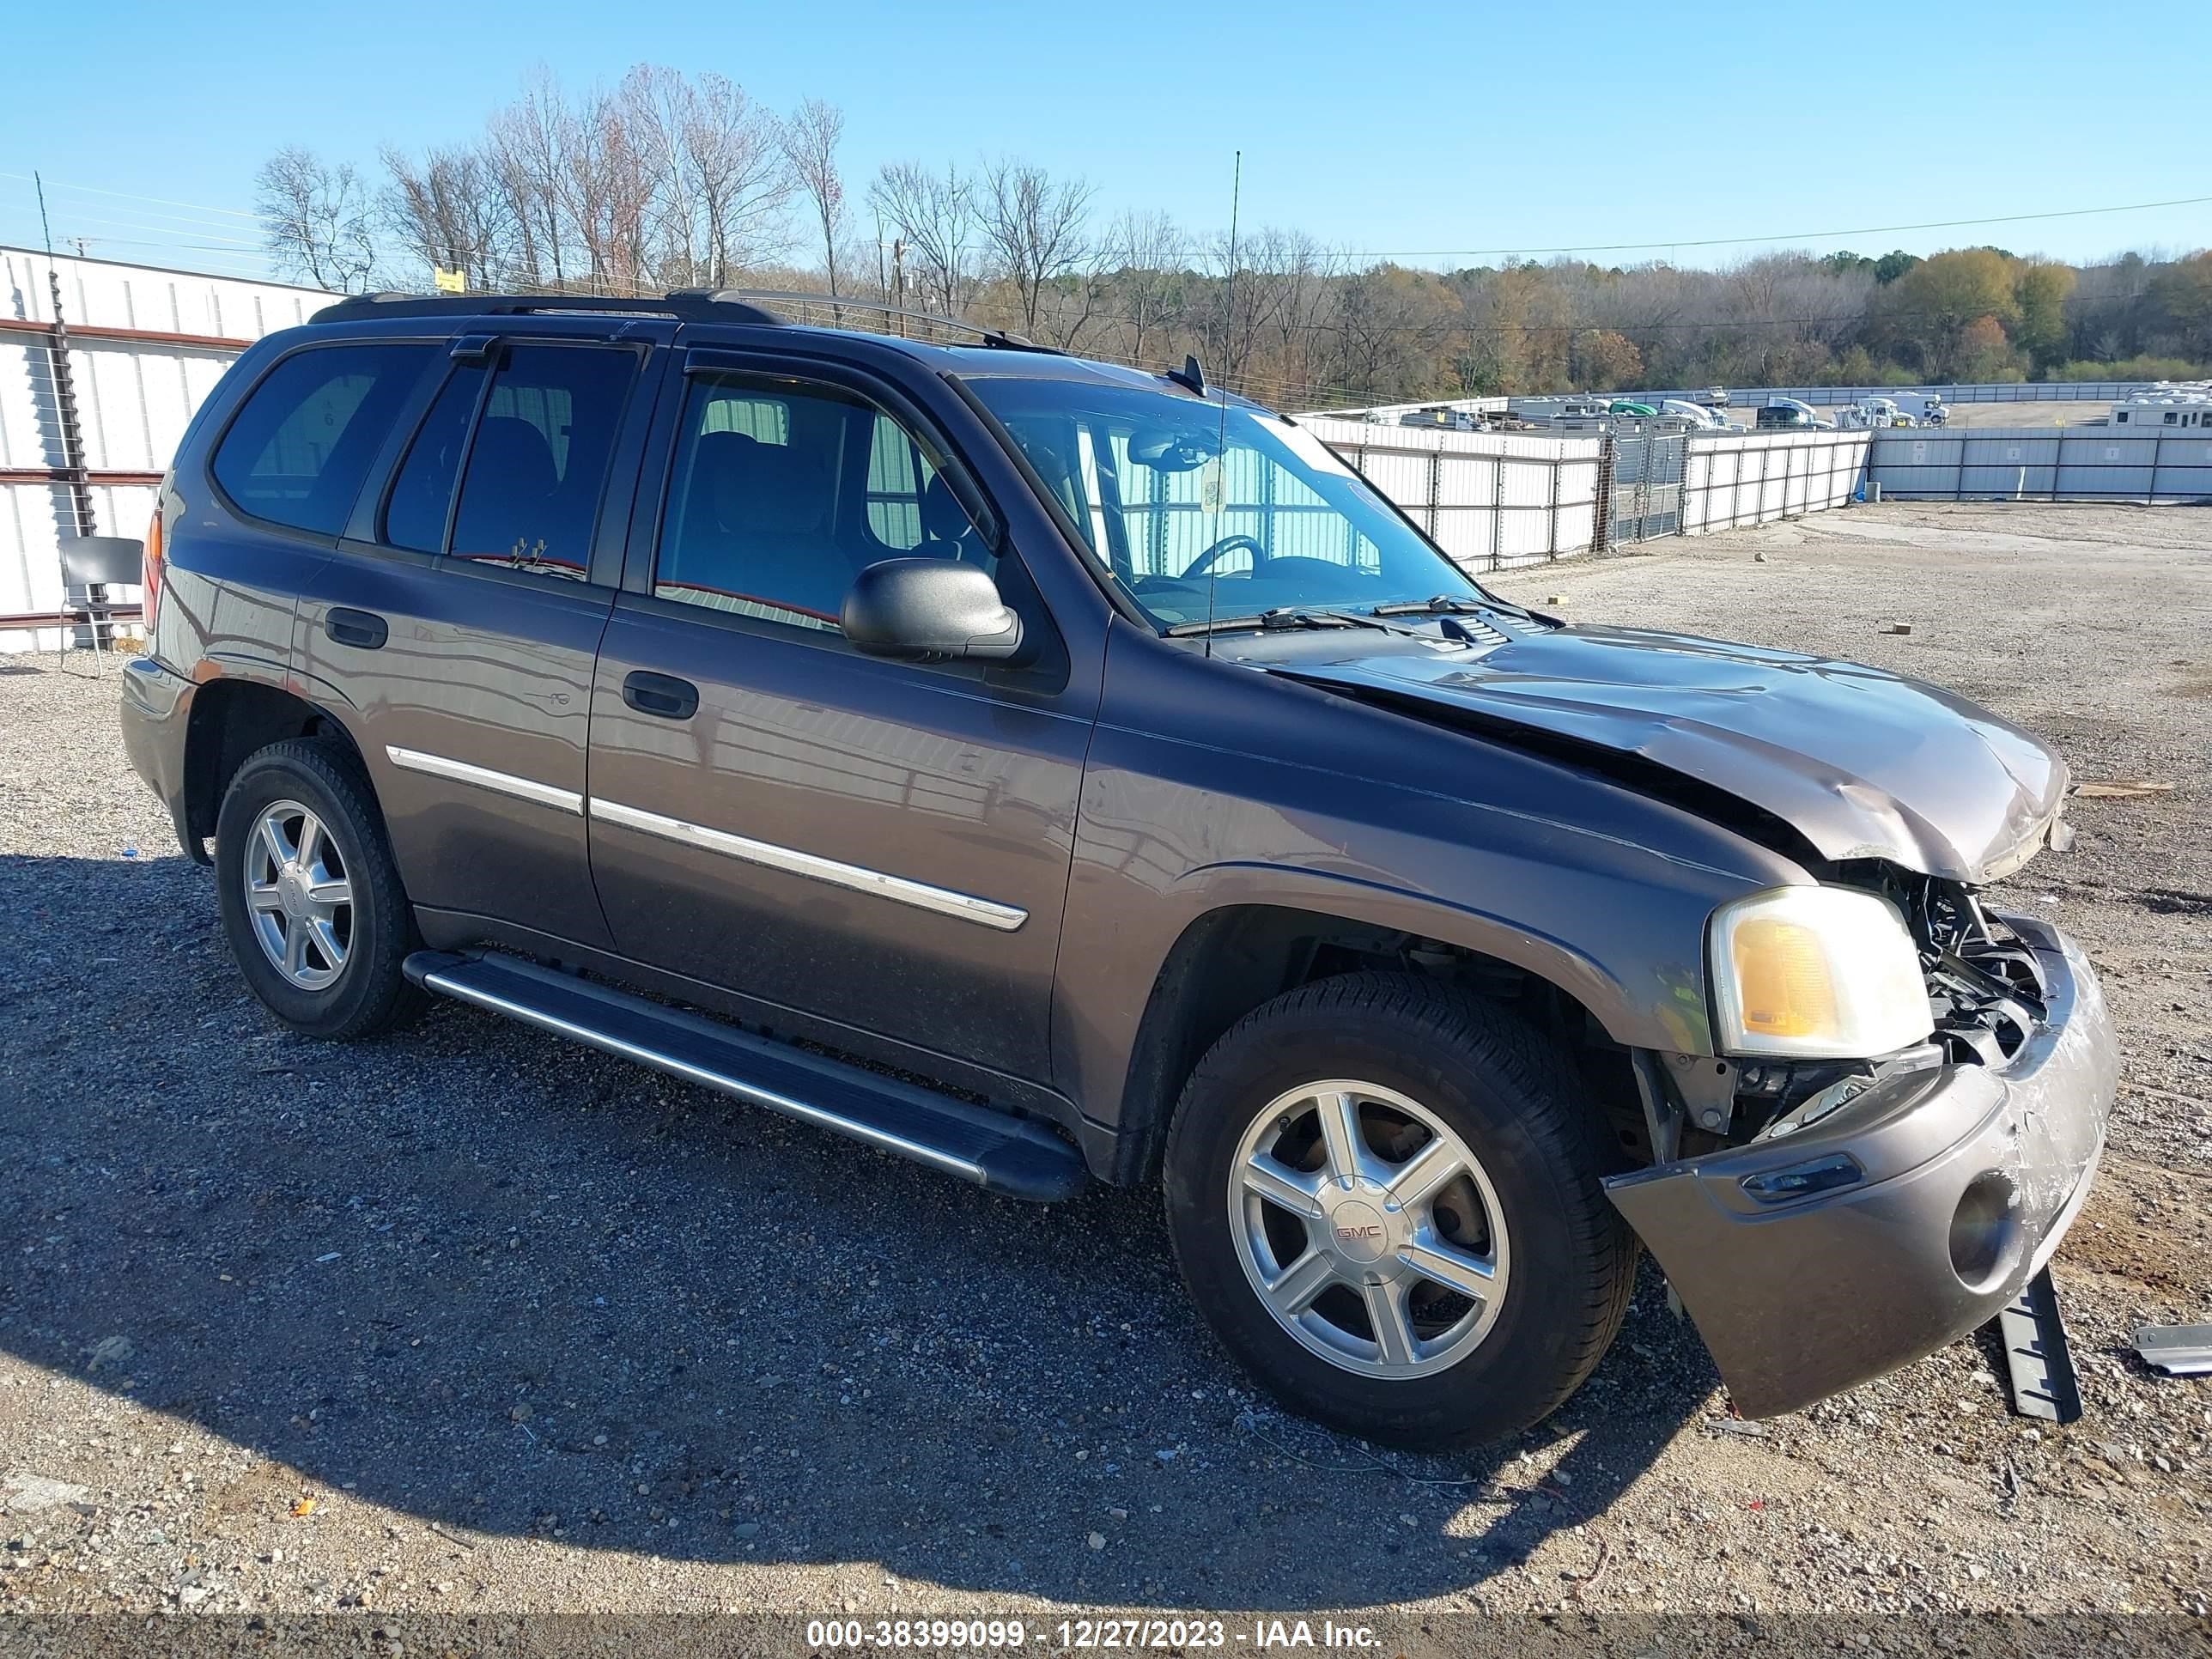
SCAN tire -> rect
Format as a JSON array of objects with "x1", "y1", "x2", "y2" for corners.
[
  {"x1": 214, "y1": 738, "x2": 426, "y2": 1041},
  {"x1": 1163, "y1": 973, "x2": 1637, "y2": 1449}
]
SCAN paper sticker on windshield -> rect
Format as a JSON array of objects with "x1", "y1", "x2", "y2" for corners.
[{"x1": 1196, "y1": 457, "x2": 1224, "y2": 516}]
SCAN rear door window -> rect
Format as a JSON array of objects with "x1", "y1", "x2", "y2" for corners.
[
  {"x1": 441, "y1": 344, "x2": 640, "y2": 579},
  {"x1": 381, "y1": 362, "x2": 486, "y2": 554},
  {"x1": 211, "y1": 343, "x2": 434, "y2": 535}
]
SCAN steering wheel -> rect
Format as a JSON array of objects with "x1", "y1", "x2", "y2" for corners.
[{"x1": 1176, "y1": 533, "x2": 1267, "y2": 581}]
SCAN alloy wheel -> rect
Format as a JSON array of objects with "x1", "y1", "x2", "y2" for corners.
[
  {"x1": 242, "y1": 799, "x2": 353, "y2": 991},
  {"x1": 1228, "y1": 1079, "x2": 1510, "y2": 1378}
]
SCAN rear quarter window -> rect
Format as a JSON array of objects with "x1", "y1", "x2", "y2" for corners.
[{"x1": 210, "y1": 343, "x2": 434, "y2": 536}]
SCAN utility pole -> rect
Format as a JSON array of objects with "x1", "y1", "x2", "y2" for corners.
[{"x1": 890, "y1": 238, "x2": 907, "y2": 337}]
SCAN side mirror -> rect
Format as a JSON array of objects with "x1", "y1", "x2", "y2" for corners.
[{"x1": 842, "y1": 559, "x2": 1025, "y2": 663}]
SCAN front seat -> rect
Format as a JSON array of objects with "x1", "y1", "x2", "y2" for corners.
[{"x1": 918, "y1": 472, "x2": 990, "y2": 568}]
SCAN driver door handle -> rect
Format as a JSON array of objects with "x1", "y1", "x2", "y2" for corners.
[{"x1": 622, "y1": 670, "x2": 699, "y2": 720}]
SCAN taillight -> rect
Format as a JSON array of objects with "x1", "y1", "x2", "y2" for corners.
[{"x1": 141, "y1": 504, "x2": 164, "y2": 638}]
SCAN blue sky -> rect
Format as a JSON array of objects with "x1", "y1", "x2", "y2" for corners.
[{"x1": 3, "y1": 0, "x2": 2206, "y2": 279}]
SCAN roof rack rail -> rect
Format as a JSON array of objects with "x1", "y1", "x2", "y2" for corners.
[
  {"x1": 307, "y1": 286, "x2": 1069, "y2": 357},
  {"x1": 715, "y1": 291, "x2": 1067, "y2": 356},
  {"x1": 308, "y1": 290, "x2": 786, "y2": 327}
]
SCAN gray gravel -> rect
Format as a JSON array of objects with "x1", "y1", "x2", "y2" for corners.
[{"x1": 2, "y1": 502, "x2": 2209, "y2": 1646}]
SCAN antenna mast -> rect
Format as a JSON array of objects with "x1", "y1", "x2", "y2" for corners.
[{"x1": 1203, "y1": 150, "x2": 1243, "y2": 659}]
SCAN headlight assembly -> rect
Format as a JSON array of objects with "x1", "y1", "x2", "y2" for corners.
[{"x1": 1709, "y1": 885, "x2": 1933, "y2": 1060}]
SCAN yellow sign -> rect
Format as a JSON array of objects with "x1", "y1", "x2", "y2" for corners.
[{"x1": 432, "y1": 266, "x2": 465, "y2": 294}]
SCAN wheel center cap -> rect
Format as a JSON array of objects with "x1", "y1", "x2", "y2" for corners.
[
  {"x1": 281, "y1": 873, "x2": 308, "y2": 919},
  {"x1": 1327, "y1": 1190, "x2": 1392, "y2": 1264}
]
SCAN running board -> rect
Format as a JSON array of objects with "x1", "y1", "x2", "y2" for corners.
[{"x1": 403, "y1": 950, "x2": 1086, "y2": 1203}]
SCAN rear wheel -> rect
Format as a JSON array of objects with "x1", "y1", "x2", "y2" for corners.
[
  {"x1": 215, "y1": 739, "x2": 424, "y2": 1040},
  {"x1": 1164, "y1": 974, "x2": 1637, "y2": 1448}
]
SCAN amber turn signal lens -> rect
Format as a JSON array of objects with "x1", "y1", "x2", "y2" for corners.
[{"x1": 1732, "y1": 916, "x2": 1838, "y2": 1039}]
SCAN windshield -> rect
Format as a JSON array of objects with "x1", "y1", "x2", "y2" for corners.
[{"x1": 963, "y1": 375, "x2": 1485, "y2": 629}]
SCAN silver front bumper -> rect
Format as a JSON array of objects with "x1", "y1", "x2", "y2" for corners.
[{"x1": 1605, "y1": 915, "x2": 2116, "y2": 1418}]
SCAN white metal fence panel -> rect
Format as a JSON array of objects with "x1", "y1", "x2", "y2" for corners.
[
  {"x1": 1, "y1": 247, "x2": 327, "y2": 651},
  {"x1": 1301, "y1": 416, "x2": 1606, "y2": 571},
  {"x1": 1868, "y1": 428, "x2": 2212, "y2": 501},
  {"x1": 1681, "y1": 430, "x2": 1869, "y2": 534},
  {"x1": 1299, "y1": 418, "x2": 1870, "y2": 569}
]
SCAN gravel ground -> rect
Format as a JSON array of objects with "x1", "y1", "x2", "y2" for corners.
[{"x1": 2, "y1": 501, "x2": 2209, "y2": 1651}]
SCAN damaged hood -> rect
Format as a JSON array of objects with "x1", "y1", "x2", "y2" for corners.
[{"x1": 1275, "y1": 623, "x2": 2069, "y2": 883}]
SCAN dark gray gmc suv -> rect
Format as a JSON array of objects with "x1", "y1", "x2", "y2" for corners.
[{"x1": 118, "y1": 289, "x2": 2114, "y2": 1447}]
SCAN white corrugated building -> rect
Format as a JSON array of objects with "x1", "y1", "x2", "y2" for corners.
[{"x1": 1, "y1": 247, "x2": 331, "y2": 650}]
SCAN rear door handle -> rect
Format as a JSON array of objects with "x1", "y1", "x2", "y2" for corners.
[
  {"x1": 325, "y1": 607, "x2": 388, "y2": 649},
  {"x1": 622, "y1": 670, "x2": 699, "y2": 720}
]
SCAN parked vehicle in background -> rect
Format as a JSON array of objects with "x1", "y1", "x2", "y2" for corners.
[
  {"x1": 117, "y1": 289, "x2": 2112, "y2": 1449},
  {"x1": 1836, "y1": 397, "x2": 1910, "y2": 429},
  {"x1": 2108, "y1": 388, "x2": 2212, "y2": 428},
  {"x1": 1891, "y1": 392, "x2": 1949, "y2": 427},
  {"x1": 1608, "y1": 400, "x2": 1658, "y2": 418},
  {"x1": 1758, "y1": 397, "x2": 1836, "y2": 431},
  {"x1": 1696, "y1": 386, "x2": 1730, "y2": 407},
  {"x1": 1398, "y1": 405, "x2": 1480, "y2": 433},
  {"x1": 1658, "y1": 398, "x2": 1742, "y2": 432}
]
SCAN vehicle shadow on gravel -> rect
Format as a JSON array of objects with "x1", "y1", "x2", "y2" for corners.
[{"x1": 3, "y1": 850, "x2": 1713, "y2": 1611}]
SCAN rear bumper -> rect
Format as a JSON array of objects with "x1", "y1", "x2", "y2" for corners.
[
  {"x1": 118, "y1": 656, "x2": 201, "y2": 860},
  {"x1": 1605, "y1": 914, "x2": 2115, "y2": 1417}
]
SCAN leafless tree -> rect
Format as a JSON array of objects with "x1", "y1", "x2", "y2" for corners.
[
  {"x1": 783, "y1": 98, "x2": 847, "y2": 295},
  {"x1": 1103, "y1": 210, "x2": 1188, "y2": 368},
  {"x1": 664, "y1": 69, "x2": 793, "y2": 284},
  {"x1": 255, "y1": 146, "x2": 379, "y2": 292},
  {"x1": 487, "y1": 70, "x2": 572, "y2": 287},
  {"x1": 380, "y1": 144, "x2": 513, "y2": 290},
  {"x1": 550, "y1": 86, "x2": 655, "y2": 293},
  {"x1": 868, "y1": 161, "x2": 975, "y2": 315},
  {"x1": 276, "y1": 75, "x2": 2212, "y2": 400},
  {"x1": 976, "y1": 160, "x2": 1097, "y2": 338}
]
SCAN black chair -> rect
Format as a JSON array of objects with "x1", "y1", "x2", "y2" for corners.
[{"x1": 57, "y1": 535, "x2": 145, "y2": 673}]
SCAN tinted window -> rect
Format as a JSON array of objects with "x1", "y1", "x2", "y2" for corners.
[
  {"x1": 655, "y1": 374, "x2": 983, "y2": 631},
  {"x1": 447, "y1": 344, "x2": 637, "y2": 579},
  {"x1": 211, "y1": 343, "x2": 433, "y2": 535},
  {"x1": 962, "y1": 374, "x2": 1471, "y2": 629},
  {"x1": 382, "y1": 363, "x2": 485, "y2": 553}
]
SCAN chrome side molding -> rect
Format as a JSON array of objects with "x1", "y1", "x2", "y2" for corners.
[
  {"x1": 587, "y1": 796, "x2": 1028, "y2": 932},
  {"x1": 385, "y1": 745, "x2": 583, "y2": 815}
]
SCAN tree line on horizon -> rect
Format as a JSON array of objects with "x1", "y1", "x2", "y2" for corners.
[{"x1": 257, "y1": 64, "x2": 2212, "y2": 409}]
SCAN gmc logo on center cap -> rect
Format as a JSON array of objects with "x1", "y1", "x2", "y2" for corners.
[{"x1": 1335, "y1": 1224, "x2": 1383, "y2": 1242}]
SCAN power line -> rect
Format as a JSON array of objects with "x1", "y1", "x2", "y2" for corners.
[
  {"x1": 0, "y1": 170, "x2": 264, "y2": 222},
  {"x1": 1344, "y1": 194, "x2": 2212, "y2": 261}
]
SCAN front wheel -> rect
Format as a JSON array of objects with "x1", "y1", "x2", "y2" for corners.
[
  {"x1": 215, "y1": 738, "x2": 425, "y2": 1041},
  {"x1": 1163, "y1": 974, "x2": 1638, "y2": 1448}
]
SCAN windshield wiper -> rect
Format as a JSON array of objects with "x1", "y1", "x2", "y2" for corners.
[
  {"x1": 1372, "y1": 592, "x2": 1541, "y2": 623},
  {"x1": 1163, "y1": 606, "x2": 1395, "y2": 639}
]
